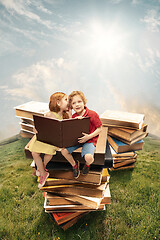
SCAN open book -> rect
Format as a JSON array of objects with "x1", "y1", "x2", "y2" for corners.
[{"x1": 33, "y1": 115, "x2": 90, "y2": 148}]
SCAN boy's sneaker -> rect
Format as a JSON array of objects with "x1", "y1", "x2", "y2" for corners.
[
  {"x1": 73, "y1": 161, "x2": 80, "y2": 179},
  {"x1": 82, "y1": 164, "x2": 90, "y2": 175},
  {"x1": 38, "y1": 171, "x2": 49, "y2": 189}
]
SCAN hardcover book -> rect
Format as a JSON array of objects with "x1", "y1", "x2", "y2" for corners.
[
  {"x1": 15, "y1": 101, "x2": 49, "y2": 119},
  {"x1": 51, "y1": 211, "x2": 86, "y2": 225},
  {"x1": 108, "y1": 124, "x2": 148, "y2": 142},
  {"x1": 33, "y1": 115, "x2": 90, "y2": 148},
  {"x1": 108, "y1": 135, "x2": 144, "y2": 153},
  {"x1": 100, "y1": 110, "x2": 145, "y2": 129}
]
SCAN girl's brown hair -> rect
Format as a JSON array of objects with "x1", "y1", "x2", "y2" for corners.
[
  {"x1": 49, "y1": 92, "x2": 69, "y2": 119},
  {"x1": 68, "y1": 91, "x2": 87, "y2": 108}
]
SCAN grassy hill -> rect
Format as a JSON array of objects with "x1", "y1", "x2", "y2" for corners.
[{"x1": 0, "y1": 135, "x2": 159, "y2": 240}]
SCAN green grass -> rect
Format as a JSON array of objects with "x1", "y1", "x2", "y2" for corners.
[{"x1": 0, "y1": 135, "x2": 159, "y2": 240}]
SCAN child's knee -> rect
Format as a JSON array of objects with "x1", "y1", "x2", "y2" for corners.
[
  {"x1": 84, "y1": 154, "x2": 94, "y2": 162},
  {"x1": 32, "y1": 152, "x2": 40, "y2": 158},
  {"x1": 61, "y1": 148, "x2": 69, "y2": 156}
]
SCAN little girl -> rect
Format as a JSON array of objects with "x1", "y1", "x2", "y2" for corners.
[{"x1": 28, "y1": 92, "x2": 69, "y2": 188}]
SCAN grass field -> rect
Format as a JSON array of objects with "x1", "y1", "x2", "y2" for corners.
[{"x1": 0, "y1": 135, "x2": 159, "y2": 240}]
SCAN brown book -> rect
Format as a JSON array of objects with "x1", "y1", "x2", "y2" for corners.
[
  {"x1": 50, "y1": 211, "x2": 86, "y2": 225},
  {"x1": 33, "y1": 115, "x2": 90, "y2": 148},
  {"x1": 108, "y1": 124, "x2": 148, "y2": 142},
  {"x1": 41, "y1": 182, "x2": 107, "y2": 198},
  {"x1": 109, "y1": 145, "x2": 135, "y2": 158},
  {"x1": 113, "y1": 155, "x2": 137, "y2": 163},
  {"x1": 20, "y1": 122, "x2": 34, "y2": 133},
  {"x1": 47, "y1": 169, "x2": 103, "y2": 185},
  {"x1": 48, "y1": 197, "x2": 76, "y2": 206},
  {"x1": 21, "y1": 118, "x2": 34, "y2": 125},
  {"x1": 108, "y1": 131, "x2": 148, "y2": 145},
  {"x1": 20, "y1": 130, "x2": 34, "y2": 139},
  {"x1": 15, "y1": 101, "x2": 49, "y2": 119},
  {"x1": 109, "y1": 163, "x2": 135, "y2": 171},
  {"x1": 100, "y1": 110, "x2": 145, "y2": 129},
  {"x1": 108, "y1": 135, "x2": 144, "y2": 153},
  {"x1": 45, "y1": 201, "x2": 105, "y2": 212},
  {"x1": 113, "y1": 158, "x2": 136, "y2": 168}
]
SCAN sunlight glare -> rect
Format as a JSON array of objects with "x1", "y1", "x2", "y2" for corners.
[{"x1": 88, "y1": 21, "x2": 128, "y2": 62}]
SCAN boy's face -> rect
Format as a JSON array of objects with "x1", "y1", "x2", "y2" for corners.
[{"x1": 71, "y1": 95, "x2": 85, "y2": 115}]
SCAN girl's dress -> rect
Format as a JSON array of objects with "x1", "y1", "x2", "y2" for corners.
[{"x1": 28, "y1": 112, "x2": 62, "y2": 155}]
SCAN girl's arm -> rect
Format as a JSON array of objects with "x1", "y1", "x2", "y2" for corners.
[{"x1": 78, "y1": 126, "x2": 102, "y2": 144}]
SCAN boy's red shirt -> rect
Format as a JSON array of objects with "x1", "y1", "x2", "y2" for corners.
[{"x1": 72, "y1": 107, "x2": 102, "y2": 146}]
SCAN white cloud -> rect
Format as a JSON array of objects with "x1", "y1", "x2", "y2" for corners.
[
  {"x1": 0, "y1": 0, "x2": 52, "y2": 29},
  {"x1": 36, "y1": 4, "x2": 52, "y2": 15},
  {"x1": 129, "y1": 47, "x2": 159, "y2": 72},
  {"x1": 2, "y1": 58, "x2": 78, "y2": 101},
  {"x1": 141, "y1": 9, "x2": 160, "y2": 32},
  {"x1": 131, "y1": 0, "x2": 140, "y2": 4},
  {"x1": 109, "y1": 0, "x2": 123, "y2": 4}
]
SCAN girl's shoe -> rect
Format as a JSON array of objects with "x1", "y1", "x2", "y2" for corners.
[{"x1": 38, "y1": 172, "x2": 49, "y2": 189}]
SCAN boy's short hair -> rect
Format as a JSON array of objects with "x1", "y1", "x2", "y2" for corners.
[{"x1": 68, "y1": 91, "x2": 87, "y2": 107}]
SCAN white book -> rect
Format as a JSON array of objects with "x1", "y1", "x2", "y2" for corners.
[{"x1": 100, "y1": 110, "x2": 145, "y2": 129}]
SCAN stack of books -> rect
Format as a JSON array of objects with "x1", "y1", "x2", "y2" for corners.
[
  {"x1": 41, "y1": 168, "x2": 110, "y2": 230},
  {"x1": 100, "y1": 110, "x2": 148, "y2": 171},
  {"x1": 14, "y1": 101, "x2": 49, "y2": 138}
]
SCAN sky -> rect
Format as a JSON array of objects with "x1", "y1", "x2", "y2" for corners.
[{"x1": 0, "y1": 0, "x2": 160, "y2": 140}]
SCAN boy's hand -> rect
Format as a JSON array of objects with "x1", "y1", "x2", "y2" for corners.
[{"x1": 78, "y1": 132, "x2": 89, "y2": 143}]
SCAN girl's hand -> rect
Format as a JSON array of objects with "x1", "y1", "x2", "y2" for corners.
[
  {"x1": 78, "y1": 132, "x2": 90, "y2": 143},
  {"x1": 75, "y1": 116, "x2": 83, "y2": 119},
  {"x1": 66, "y1": 108, "x2": 72, "y2": 118}
]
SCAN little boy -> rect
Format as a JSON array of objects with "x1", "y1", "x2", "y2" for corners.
[{"x1": 61, "y1": 91, "x2": 102, "y2": 178}]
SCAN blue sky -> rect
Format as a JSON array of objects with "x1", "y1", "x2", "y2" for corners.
[{"x1": 0, "y1": 0, "x2": 160, "y2": 140}]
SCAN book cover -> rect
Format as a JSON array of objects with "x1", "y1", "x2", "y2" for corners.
[
  {"x1": 100, "y1": 110, "x2": 145, "y2": 129},
  {"x1": 108, "y1": 124, "x2": 148, "y2": 141},
  {"x1": 108, "y1": 135, "x2": 144, "y2": 153},
  {"x1": 15, "y1": 101, "x2": 49, "y2": 119},
  {"x1": 113, "y1": 158, "x2": 137, "y2": 168},
  {"x1": 41, "y1": 183, "x2": 106, "y2": 198},
  {"x1": 109, "y1": 163, "x2": 135, "y2": 171},
  {"x1": 108, "y1": 131, "x2": 148, "y2": 145},
  {"x1": 51, "y1": 211, "x2": 85, "y2": 225},
  {"x1": 33, "y1": 115, "x2": 90, "y2": 148}
]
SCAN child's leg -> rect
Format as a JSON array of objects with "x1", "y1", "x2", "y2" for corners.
[
  {"x1": 81, "y1": 143, "x2": 95, "y2": 175},
  {"x1": 43, "y1": 154, "x2": 53, "y2": 168},
  {"x1": 61, "y1": 146, "x2": 81, "y2": 179},
  {"x1": 32, "y1": 152, "x2": 46, "y2": 176},
  {"x1": 61, "y1": 148, "x2": 76, "y2": 167},
  {"x1": 84, "y1": 154, "x2": 94, "y2": 165}
]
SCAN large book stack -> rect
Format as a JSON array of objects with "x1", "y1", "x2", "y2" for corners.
[
  {"x1": 100, "y1": 110, "x2": 148, "y2": 171},
  {"x1": 14, "y1": 101, "x2": 49, "y2": 138},
  {"x1": 40, "y1": 168, "x2": 110, "y2": 230}
]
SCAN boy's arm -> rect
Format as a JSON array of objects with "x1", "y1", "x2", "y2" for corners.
[{"x1": 78, "y1": 126, "x2": 102, "y2": 144}]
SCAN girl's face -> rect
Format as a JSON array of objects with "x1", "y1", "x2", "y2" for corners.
[
  {"x1": 58, "y1": 95, "x2": 68, "y2": 111},
  {"x1": 71, "y1": 95, "x2": 85, "y2": 115}
]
